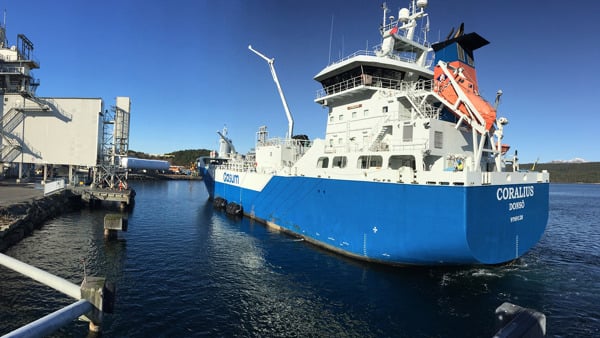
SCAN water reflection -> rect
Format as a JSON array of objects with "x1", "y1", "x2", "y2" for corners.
[{"x1": 1, "y1": 182, "x2": 598, "y2": 337}]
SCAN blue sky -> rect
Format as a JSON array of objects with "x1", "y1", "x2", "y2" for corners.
[{"x1": 3, "y1": 0, "x2": 599, "y2": 163}]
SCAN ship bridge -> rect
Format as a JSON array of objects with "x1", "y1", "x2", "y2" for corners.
[
  {"x1": 314, "y1": 55, "x2": 432, "y2": 106},
  {"x1": 314, "y1": 1, "x2": 434, "y2": 107}
]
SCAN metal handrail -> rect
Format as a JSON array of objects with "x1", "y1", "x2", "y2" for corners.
[
  {"x1": 0, "y1": 253, "x2": 112, "y2": 336},
  {"x1": 2, "y1": 300, "x2": 93, "y2": 338},
  {"x1": 317, "y1": 77, "x2": 435, "y2": 99},
  {"x1": 325, "y1": 45, "x2": 422, "y2": 68},
  {"x1": 0, "y1": 253, "x2": 81, "y2": 299}
]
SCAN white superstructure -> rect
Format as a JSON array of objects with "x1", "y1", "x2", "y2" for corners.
[{"x1": 211, "y1": 0, "x2": 548, "y2": 188}]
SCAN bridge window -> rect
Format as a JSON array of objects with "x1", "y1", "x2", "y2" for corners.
[
  {"x1": 457, "y1": 45, "x2": 465, "y2": 62},
  {"x1": 389, "y1": 155, "x2": 416, "y2": 169},
  {"x1": 317, "y1": 157, "x2": 329, "y2": 168},
  {"x1": 382, "y1": 106, "x2": 388, "y2": 113},
  {"x1": 332, "y1": 156, "x2": 347, "y2": 168},
  {"x1": 358, "y1": 155, "x2": 383, "y2": 169}
]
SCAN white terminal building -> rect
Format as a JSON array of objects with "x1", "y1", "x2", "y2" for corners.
[{"x1": 0, "y1": 21, "x2": 130, "y2": 187}]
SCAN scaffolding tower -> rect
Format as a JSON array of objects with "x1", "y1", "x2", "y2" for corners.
[{"x1": 93, "y1": 97, "x2": 130, "y2": 189}]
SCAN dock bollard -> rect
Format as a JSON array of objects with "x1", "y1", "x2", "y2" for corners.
[{"x1": 103, "y1": 214, "x2": 128, "y2": 239}]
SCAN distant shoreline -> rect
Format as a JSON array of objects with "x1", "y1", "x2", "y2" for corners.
[{"x1": 521, "y1": 162, "x2": 600, "y2": 184}]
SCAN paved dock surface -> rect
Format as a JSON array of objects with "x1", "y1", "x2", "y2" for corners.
[{"x1": 0, "y1": 180, "x2": 44, "y2": 207}]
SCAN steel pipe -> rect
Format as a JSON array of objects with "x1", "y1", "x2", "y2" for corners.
[
  {"x1": 1, "y1": 299, "x2": 93, "y2": 338},
  {"x1": 0, "y1": 253, "x2": 80, "y2": 299}
]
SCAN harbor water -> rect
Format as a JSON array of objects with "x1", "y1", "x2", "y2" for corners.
[{"x1": 1, "y1": 181, "x2": 598, "y2": 337}]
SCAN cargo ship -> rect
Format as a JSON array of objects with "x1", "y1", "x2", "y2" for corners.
[{"x1": 199, "y1": 0, "x2": 549, "y2": 265}]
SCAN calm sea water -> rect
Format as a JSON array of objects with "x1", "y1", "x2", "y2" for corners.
[{"x1": 0, "y1": 181, "x2": 598, "y2": 337}]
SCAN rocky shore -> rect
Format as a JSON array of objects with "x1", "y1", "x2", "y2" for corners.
[{"x1": 0, "y1": 191, "x2": 79, "y2": 252}]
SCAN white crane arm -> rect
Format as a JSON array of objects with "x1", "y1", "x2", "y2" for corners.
[{"x1": 248, "y1": 45, "x2": 294, "y2": 138}]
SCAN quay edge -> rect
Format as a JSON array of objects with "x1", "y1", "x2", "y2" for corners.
[{"x1": 0, "y1": 190, "x2": 80, "y2": 252}]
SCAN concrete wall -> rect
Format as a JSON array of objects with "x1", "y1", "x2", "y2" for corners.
[{"x1": 1, "y1": 95, "x2": 103, "y2": 166}]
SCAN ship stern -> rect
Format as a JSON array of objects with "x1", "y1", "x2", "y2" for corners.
[{"x1": 465, "y1": 183, "x2": 549, "y2": 264}]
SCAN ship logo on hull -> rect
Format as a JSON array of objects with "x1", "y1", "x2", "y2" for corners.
[
  {"x1": 223, "y1": 172, "x2": 240, "y2": 185},
  {"x1": 496, "y1": 185, "x2": 534, "y2": 201}
]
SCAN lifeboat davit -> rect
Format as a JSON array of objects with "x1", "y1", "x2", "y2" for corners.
[{"x1": 432, "y1": 30, "x2": 497, "y2": 131}]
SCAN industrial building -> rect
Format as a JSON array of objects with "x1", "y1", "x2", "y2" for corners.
[{"x1": 0, "y1": 21, "x2": 130, "y2": 188}]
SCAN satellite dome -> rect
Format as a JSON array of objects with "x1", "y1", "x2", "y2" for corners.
[{"x1": 398, "y1": 8, "x2": 409, "y2": 22}]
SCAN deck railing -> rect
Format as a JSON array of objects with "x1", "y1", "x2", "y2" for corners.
[{"x1": 317, "y1": 76, "x2": 435, "y2": 100}]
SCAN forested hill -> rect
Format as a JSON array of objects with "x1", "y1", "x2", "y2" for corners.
[
  {"x1": 521, "y1": 162, "x2": 600, "y2": 183},
  {"x1": 128, "y1": 149, "x2": 211, "y2": 167}
]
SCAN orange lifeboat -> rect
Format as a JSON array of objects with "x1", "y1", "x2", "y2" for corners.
[
  {"x1": 433, "y1": 61, "x2": 496, "y2": 131},
  {"x1": 432, "y1": 31, "x2": 497, "y2": 132}
]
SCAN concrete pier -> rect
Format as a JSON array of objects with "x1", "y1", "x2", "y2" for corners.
[
  {"x1": 71, "y1": 186, "x2": 135, "y2": 207},
  {"x1": 80, "y1": 276, "x2": 116, "y2": 332},
  {"x1": 103, "y1": 213, "x2": 128, "y2": 239}
]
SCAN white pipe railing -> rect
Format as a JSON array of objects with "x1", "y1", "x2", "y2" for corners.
[
  {"x1": 1, "y1": 300, "x2": 93, "y2": 338},
  {"x1": 0, "y1": 253, "x2": 111, "y2": 337},
  {"x1": 0, "y1": 253, "x2": 80, "y2": 299}
]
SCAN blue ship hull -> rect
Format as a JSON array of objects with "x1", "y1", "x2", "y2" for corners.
[{"x1": 201, "y1": 169, "x2": 549, "y2": 265}]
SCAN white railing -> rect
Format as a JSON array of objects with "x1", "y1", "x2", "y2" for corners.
[
  {"x1": 44, "y1": 179, "x2": 66, "y2": 196},
  {"x1": 325, "y1": 44, "x2": 423, "y2": 68},
  {"x1": 0, "y1": 253, "x2": 113, "y2": 336},
  {"x1": 317, "y1": 75, "x2": 404, "y2": 99},
  {"x1": 217, "y1": 161, "x2": 256, "y2": 173},
  {"x1": 0, "y1": 66, "x2": 25, "y2": 74},
  {"x1": 317, "y1": 77, "x2": 435, "y2": 100},
  {"x1": 388, "y1": 140, "x2": 428, "y2": 152},
  {"x1": 0, "y1": 53, "x2": 40, "y2": 66}
]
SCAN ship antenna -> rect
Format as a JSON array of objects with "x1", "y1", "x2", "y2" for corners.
[
  {"x1": 248, "y1": 45, "x2": 294, "y2": 138},
  {"x1": 328, "y1": 14, "x2": 334, "y2": 64},
  {"x1": 423, "y1": 15, "x2": 430, "y2": 43},
  {"x1": 382, "y1": 2, "x2": 388, "y2": 30}
]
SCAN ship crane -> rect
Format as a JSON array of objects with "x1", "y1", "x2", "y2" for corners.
[
  {"x1": 248, "y1": 45, "x2": 294, "y2": 139},
  {"x1": 217, "y1": 127, "x2": 236, "y2": 157}
]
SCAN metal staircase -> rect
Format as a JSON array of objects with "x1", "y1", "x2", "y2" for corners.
[
  {"x1": 369, "y1": 125, "x2": 392, "y2": 151},
  {"x1": 405, "y1": 86, "x2": 441, "y2": 119},
  {"x1": 0, "y1": 108, "x2": 24, "y2": 162},
  {"x1": 1, "y1": 141, "x2": 21, "y2": 163},
  {"x1": 0, "y1": 95, "x2": 64, "y2": 163},
  {"x1": 0, "y1": 129, "x2": 42, "y2": 162},
  {"x1": 36, "y1": 97, "x2": 73, "y2": 121}
]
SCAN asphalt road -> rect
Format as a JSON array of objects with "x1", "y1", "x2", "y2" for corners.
[{"x1": 0, "y1": 180, "x2": 44, "y2": 207}]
